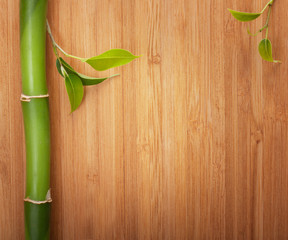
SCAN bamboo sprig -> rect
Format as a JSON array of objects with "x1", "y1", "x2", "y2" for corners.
[{"x1": 46, "y1": 19, "x2": 140, "y2": 112}]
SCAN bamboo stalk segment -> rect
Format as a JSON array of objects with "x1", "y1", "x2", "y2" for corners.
[{"x1": 20, "y1": 0, "x2": 51, "y2": 239}]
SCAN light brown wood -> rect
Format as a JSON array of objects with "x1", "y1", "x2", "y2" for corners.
[{"x1": 1, "y1": 0, "x2": 288, "y2": 239}]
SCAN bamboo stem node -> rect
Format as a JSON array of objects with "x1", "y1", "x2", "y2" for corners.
[
  {"x1": 20, "y1": 93, "x2": 49, "y2": 102},
  {"x1": 24, "y1": 189, "x2": 52, "y2": 204}
]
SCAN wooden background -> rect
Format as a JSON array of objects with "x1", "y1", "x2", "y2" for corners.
[{"x1": 1, "y1": 0, "x2": 288, "y2": 239}]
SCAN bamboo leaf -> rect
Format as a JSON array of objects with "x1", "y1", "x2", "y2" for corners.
[
  {"x1": 78, "y1": 73, "x2": 119, "y2": 86},
  {"x1": 83, "y1": 49, "x2": 140, "y2": 71},
  {"x1": 57, "y1": 58, "x2": 119, "y2": 86},
  {"x1": 258, "y1": 39, "x2": 281, "y2": 63},
  {"x1": 64, "y1": 73, "x2": 84, "y2": 113},
  {"x1": 228, "y1": 9, "x2": 261, "y2": 22},
  {"x1": 58, "y1": 58, "x2": 74, "y2": 73},
  {"x1": 56, "y1": 58, "x2": 63, "y2": 77}
]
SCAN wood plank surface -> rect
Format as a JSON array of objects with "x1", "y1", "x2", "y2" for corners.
[{"x1": 1, "y1": 0, "x2": 288, "y2": 239}]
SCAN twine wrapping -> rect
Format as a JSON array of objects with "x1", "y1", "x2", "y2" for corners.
[
  {"x1": 24, "y1": 189, "x2": 52, "y2": 205},
  {"x1": 20, "y1": 93, "x2": 49, "y2": 102}
]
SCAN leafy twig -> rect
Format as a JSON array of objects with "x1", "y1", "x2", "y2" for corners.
[
  {"x1": 46, "y1": 20, "x2": 140, "y2": 112},
  {"x1": 228, "y1": 0, "x2": 280, "y2": 63}
]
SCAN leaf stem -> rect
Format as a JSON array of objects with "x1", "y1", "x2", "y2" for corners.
[
  {"x1": 249, "y1": 1, "x2": 273, "y2": 38},
  {"x1": 46, "y1": 19, "x2": 83, "y2": 61},
  {"x1": 46, "y1": 20, "x2": 61, "y2": 61},
  {"x1": 54, "y1": 42, "x2": 83, "y2": 61},
  {"x1": 247, "y1": 24, "x2": 268, "y2": 36},
  {"x1": 261, "y1": 0, "x2": 274, "y2": 13},
  {"x1": 265, "y1": 5, "x2": 272, "y2": 39}
]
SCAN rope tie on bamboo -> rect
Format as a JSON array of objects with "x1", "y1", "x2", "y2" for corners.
[
  {"x1": 20, "y1": 93, "x2": 49, "y2": 102},
  {"x1": 24, "y1": 189, "x2": 52, "y2": 205}
]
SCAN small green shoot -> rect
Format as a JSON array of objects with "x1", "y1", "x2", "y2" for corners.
[{"x1": 228, "y1": 0, "x2": 280, "y2": 63}]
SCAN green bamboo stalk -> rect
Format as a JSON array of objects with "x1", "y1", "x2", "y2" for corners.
[{"x1": 20, "y1": 0, "x2": 51, "y2": 239}]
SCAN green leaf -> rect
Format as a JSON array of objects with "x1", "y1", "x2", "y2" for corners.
[
  {"x1": 258, "y1": 39, "x2": 281, "y2": 63},
  {"x1": 56, "y1": 58, "x2": 64, "y2": 77},
  {"x1": 59, "y1": 58, "x2": 75, "y2": 74},
  {"x1": 228, "y1": 9, "x2": 261, "y2": 22},
  {"x1": 83, "y1": 49, "x2": 140, "y2": 71},
  {"x1": 77, "y1": 73, "x2": 119, "y2": 86},
  {"x1": 64, "y1": 73, "x2": 84, "y2": 113},
  {"x1": 57, "y1": 58, "x2": 119, "y2": 86}
]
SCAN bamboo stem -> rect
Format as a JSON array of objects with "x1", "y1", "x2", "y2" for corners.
[{"x1": 20, "y1": 0, "x2": 51, "y2": 239}]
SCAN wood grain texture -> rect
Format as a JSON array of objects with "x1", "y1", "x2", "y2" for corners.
[{"x1": 1, "y1": 0, "x2": 288, "y2": 239}]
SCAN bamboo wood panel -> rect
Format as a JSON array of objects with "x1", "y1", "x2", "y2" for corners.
[{"x1": 1, "y1": 0, "x2": 288, "y2": 239}]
